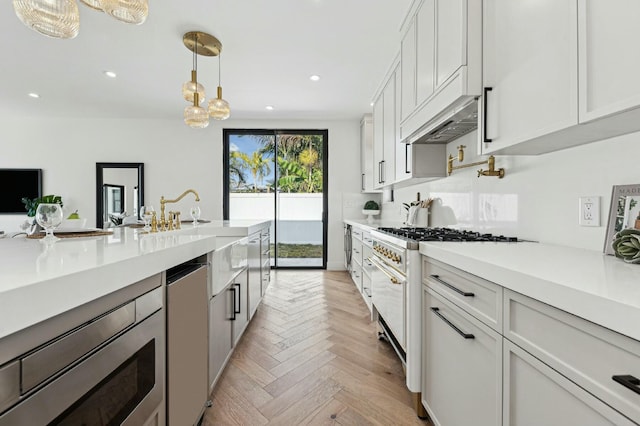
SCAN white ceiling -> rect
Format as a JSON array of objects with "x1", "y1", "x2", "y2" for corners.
[{"x1": 0, "y1": 0, "x2": 413, "y2": 121}]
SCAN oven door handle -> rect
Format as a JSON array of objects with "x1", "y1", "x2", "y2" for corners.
[{"x1": 367, "y1": 256, "x2": 403, "y2": 285}]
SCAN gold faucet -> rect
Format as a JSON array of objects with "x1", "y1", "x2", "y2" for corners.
[
  {"x1": 160, "y1": 189, "x2": 200, "y2": 231},
  {"x1": 447, "y1": 145, "x2": 505, "y2": 179}
]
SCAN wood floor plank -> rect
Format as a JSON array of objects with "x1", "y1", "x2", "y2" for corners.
[
  {"x1": 203, "y1": 270, "x2": 431, "y2": 426},
  {"x1": 264, "y1": 350, "x2": 337, "y2": 397}
]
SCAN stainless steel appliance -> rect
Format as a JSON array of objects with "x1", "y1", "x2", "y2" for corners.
[
  {"x1": 344, "y1": 223, "x2": 352, "y2": 270},
  {"x1": 370, "y1": 226, "x2": 522, "y2": 418},
  {"x1": 0, "y1": 275, "x2": 164, "y2": 426}
]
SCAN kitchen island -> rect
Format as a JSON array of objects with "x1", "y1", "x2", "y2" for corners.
[{"x1": 0, "y1": 219, "x2": 269, "y2": 341}]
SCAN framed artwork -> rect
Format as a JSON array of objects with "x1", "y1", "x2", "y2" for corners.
[{"x1": 604, "y1": 184, "x2": 640, "y2": 255}]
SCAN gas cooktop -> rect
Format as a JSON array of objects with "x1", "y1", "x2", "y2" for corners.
[{"x1": 377, "y1": 227, "x2": 519, "y2": 242}]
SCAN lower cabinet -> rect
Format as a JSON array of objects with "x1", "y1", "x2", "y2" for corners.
[
  {"x1": 208, "y1": 282, "x2": 233, "y2": 392},
  {"x1": 231, "y1": 269, "x2": 249, "y2": 346},
  {"x1": 504, "y1": 340, "x2": 636, "y2": 426},
  {"x1": 248, "y1": 232, "x2": 262, "y2": 317},
  {"x1": 422, "y1": 255, "x2": 640, "y2": 425},
  {"x1": 422, "y1": 286, "x2": 502, "y2": 426}
]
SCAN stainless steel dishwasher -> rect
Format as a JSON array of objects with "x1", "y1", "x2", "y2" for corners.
[{"x1": 166, "y1": 260, "x2": 209, "y2": 426}]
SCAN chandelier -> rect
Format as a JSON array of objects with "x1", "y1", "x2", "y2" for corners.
[
  {"x1": 182, "y1": 31, "x2": 231, "y2": 129},
  {"x1": 12, "y1": 0, "x2": 148, "y2": 39}
]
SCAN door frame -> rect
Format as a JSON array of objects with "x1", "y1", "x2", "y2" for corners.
[{"x1": 223, "y1": 129, "x2": 328, "y2": 269}]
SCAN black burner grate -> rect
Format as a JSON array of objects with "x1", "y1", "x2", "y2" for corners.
[{"x1": 377, "y1": 227, "x2": 518, "y2": 242}]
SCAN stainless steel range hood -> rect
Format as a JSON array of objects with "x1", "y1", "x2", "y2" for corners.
[{"x1": 407, "y1": 97, "x2": 479, "y2": 145}]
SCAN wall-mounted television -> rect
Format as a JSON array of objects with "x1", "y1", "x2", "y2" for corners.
[{"x1": 0, "y1": 169, "x2": 43, "y2": 214}]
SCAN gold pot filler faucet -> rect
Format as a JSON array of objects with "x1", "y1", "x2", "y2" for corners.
[
  {"x1": 447, "y1": 145, "x2": 505, "y2": 178},
  {"x1": 151, "y1": 189, "x2": 200, "y2": 232}
]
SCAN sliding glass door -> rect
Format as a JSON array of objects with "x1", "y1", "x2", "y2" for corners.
[{"x1": 223, "y1": 129, "x2": 328, "y2": 269}]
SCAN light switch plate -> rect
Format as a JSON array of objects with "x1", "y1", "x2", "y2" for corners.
[{"x1": 579, "y1": 196, "x2": 600, "y2": 226}]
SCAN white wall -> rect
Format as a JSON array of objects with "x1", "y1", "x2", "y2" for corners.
[
  {"x1": 0, "y1": 117, "x2": 361, "y2": 269},
  {"x1": 380, "y1": 129, "x2": 640, "y2": 252}
]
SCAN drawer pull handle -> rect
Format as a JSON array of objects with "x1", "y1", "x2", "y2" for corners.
[
  {"x1": 430, "y1": 307, "x2": 474, "y2": 339},
  {"x1": 430, "y1": 275, "x2": 474, "y2": 297},
  {"x1": 613, "y1": 375, "x2": 640, "y2": 395}
]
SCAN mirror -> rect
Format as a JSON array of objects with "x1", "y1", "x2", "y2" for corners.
[
  {"x1": 96, "y1": 163, "x2": 144, "y2": 229},
  {"x1": 604, "y1": 183, "x2": 640, "y2": 254}
]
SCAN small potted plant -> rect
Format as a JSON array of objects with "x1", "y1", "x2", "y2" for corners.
[{"x1": 362, "y1": 200, "x2": 380, "y2": 224}]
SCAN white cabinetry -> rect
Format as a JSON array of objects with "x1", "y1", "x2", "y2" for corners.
[
  {"x1": 399, "y1": 0, "x2": 481, "y2": 143},
  {"x1": 422, "y1": 287, "x2": 502, "y2": 426},
  {"x1": 422, "y1": 255, "x2": 640, "y2": 425},
  {"x1": 481, "y1": 0, "x2": 640, "y2": 155},
  {"x1": 578, "y1": 0, "x2": 640, "y2": 123},
  {"x1": 359, "y1": 114, "x2": 377, "y2": 193},
  {"x1": 481, "y1": 0, "x2": 577, "y2": 155},
  {"x1": 346, "y1": 223, "x2": 374, "y2": 313},
  {"x1": 373, "y1": 61, "x2": 398, "y2": 189}
]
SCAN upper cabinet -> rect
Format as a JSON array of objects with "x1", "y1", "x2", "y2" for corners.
[
  {"x1": 373, "y1": 62, "x2": 399, "y2": 189},
  {"x1": 399, "y1": 0, "x2": 482, "y2": 143},
  {"x1": 578, "y1": 0, "x2": 640, "y2": 123},
  {"x1": 481, "y1": 0, "x2": 640, "y2": 155},
  {"x1": 360, "y1": 114, "x2": 378, "y2": 193},
  {"x1": 481, "y1": 0, "x2": 578, "y2": 154}
]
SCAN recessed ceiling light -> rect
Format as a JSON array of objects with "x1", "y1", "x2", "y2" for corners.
[
  {"x1": 310, "y1": 75, "x2": 320, "y2": 81},
  {"x1": 265, "y1": 105, "x2": 274, "y2": 110},
  {"x1": 370, "y1": 102, "x2": 374, "y2": 106},
  {"x1": 28, "y1": 93, "x2": 40, "y2": 98},
  {"x1": 104, "y1": 71, "x2": 117, "y2": 78}
]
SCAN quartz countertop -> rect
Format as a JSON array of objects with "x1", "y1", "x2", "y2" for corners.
[
  {"x1": 344, "y1": 218, "x2": 404, "y2": 231},
  {"x1": 0, "y1": 220, "x2": 270, "y2": 340},
  {"x1": 419, "y1": 241, "x2": 640, "y2": 342}
]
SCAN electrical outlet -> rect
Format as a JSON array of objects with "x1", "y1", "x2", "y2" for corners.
[{"x1": 579, "y1": 196, "x2": 600, "y2": 226}]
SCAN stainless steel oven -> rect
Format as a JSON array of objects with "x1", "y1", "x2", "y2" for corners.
[{"x1": 0, "y1": 279, "x2": 164, "y2": 426}]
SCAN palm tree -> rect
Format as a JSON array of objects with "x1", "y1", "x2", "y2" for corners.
[
  {"x1": 235, "y1": 151, "x2": 271, "y2": 192},
  {"x1": 229, "y1": 151, "x2": 247, "y2": 191}
]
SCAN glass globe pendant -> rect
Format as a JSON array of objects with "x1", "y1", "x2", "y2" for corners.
[
  {"x1": 182, "y1": 70, "x2": 205, "y2": 104},
  {"x1": 100, "y1": 0, "x2": 148, "y2": 25},
  {"x1": 13, "y1": 0, "x2": 80, "y2": 39},
  {"x1": 208, "y1": 86, "x2": 231, "y2": 120},
  {"x1": 184, "y1": 93, "x2": 209, "y2": 128},
  {"x1": 78, "y1": 0, "x2": 102, "y2": 10},
  {"x1": 208, "y1": 54, "x2": 231, "y2": 120}
]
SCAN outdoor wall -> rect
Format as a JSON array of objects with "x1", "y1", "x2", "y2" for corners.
[{"x1": 230, "y1": 193, "x2": 323, "y2": 244}]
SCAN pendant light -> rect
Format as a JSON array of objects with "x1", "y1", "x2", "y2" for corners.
[
  {"x1": 208, "y1": 51, "x2": 231, "y2": 120},
  {"x1": 78, "y1": 0, "x2": 102, "y2": 10},
  {"x1": 12, "y1": 0, "x2": 80, "y2": 39},
  {"x1": 100, "y1": 0, "x2": 148, "y2": 25},
  {"x1": 183, "y1": 32, "x2": 209, "y2": 129}
]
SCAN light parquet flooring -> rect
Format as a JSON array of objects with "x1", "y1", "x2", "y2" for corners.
[{"x1": 203, "y1": 270, "x2": 431, "y2": 426}]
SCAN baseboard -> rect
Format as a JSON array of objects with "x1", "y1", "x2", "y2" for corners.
[{"x1": 326, "y1": 261, "x2": 347, "y2": 271}]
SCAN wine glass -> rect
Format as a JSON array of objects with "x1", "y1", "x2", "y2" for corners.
[
  {"x1": 35, "y1": 203, "x2": 63, "y2": 242},
  {"x1": 190, "y1": 205, "x2": 201, "y2": 225},
  {"x1": 140, "y1": 205, "x2": 155, "y2": 232}
]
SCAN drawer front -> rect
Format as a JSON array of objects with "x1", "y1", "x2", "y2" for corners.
[
  {"x1": 423, "y1": 286, "x2": 502, "y2": 426},
  {"x1": 351, "y1": 238, "x2": 363, "y2": 264},
  {"x1": 352, "y1": 227, "x2": 363, "y2": 240},
  {"x1": 504, "y1": 340, "x2": 636, "y2": 426},
  {"x1": 362, "y1": 231, "x2": 373, "y2": 247},
  {"x1": 423, "y1": 258, "x2": 502, "y2": 332},
  {"x1": 505, "y1": 289, "x2": 640, "y2": 423}
]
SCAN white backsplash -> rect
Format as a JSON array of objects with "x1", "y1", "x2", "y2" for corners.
[{"x1": 380, "y1": 129, "x2": 640, "y2": 252}]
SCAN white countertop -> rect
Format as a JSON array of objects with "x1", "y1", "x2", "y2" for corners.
[
  {"x1": 0, "y1": 220, "x2": 270, "y2": 340},
  {"x1": 419, "y1": 241, "x2": 640, "y2": 342},
  {"x1": 344, "y1": 218, "x2": 404, "y2": 231}
]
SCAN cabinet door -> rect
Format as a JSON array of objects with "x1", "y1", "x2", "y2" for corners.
[
  {"x1": 415, "y1": 0, "x2": 435, "y2": 105},
  {"x1": 482, "y1": 0, "x2": 577, "y2": 154},
  {"x1": 360, "y1": 114, "x2": 375, "y2": 192},
  {"x1": 373, "y1": 94, "x2": 384, "y2": 189},
  {"x1": 423, "y1": 287, "x2": 501, "y2": 426},
  {"x1": 503, "y1": 341, "x2": 636, "y2": 426},
  {"x1": 436, "y1": 0, "x2": 466, "y2": 87},
  {"x1": 248, "y1": 234, "x2": 261, "y2": 318},
  {"x1": 208, "y1": 287, "x2": 233, "y2": 390},
  {"x1": 382, "y1": 71, "x2": 396, "y2": 186},
  {"x1": 401, "y1": 19, "x2": 417, "y2": 122},
  {"x1": 232, "y1": 269, "x2": 249, "y2": 346},
  {"x1": 578, "y1": 0, "x2": 640, "y2": 123}
]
